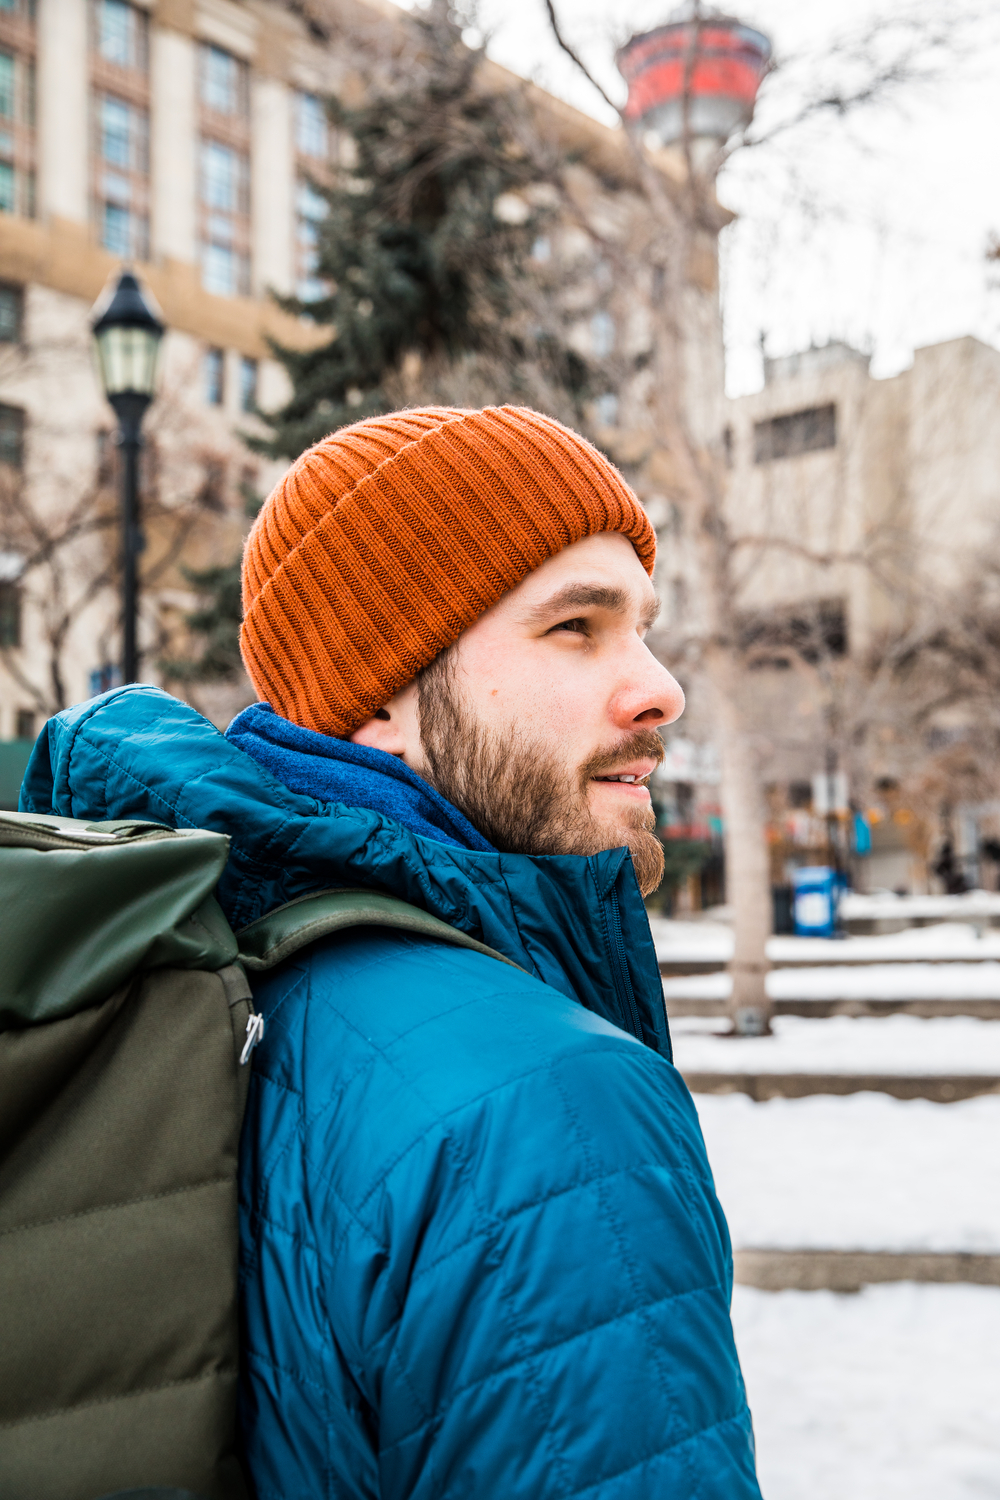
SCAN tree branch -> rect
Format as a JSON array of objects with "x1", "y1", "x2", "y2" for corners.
[{"x1": 542, "y1": 1, "x2": 622, "y2": 120}]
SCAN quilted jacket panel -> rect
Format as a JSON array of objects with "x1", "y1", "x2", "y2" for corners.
[{"x1": 240, "y1": 928, "x2": 760, "y2": 1500}]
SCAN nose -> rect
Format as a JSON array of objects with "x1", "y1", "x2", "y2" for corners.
[{"x1": 611, "y1": 640, "x2": 685, "y2": 730}]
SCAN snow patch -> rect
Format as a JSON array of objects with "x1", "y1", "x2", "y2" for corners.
[
  {"x1": 672, "y1": 1014, "x2": 1000, "y2": 1075},
  {"x1": 734, "y1": 1283, "x2": 1000, "y2": 1500},
  {"x1": 695, "y1": 1091, "x2": 1000, "y2": 1251}
]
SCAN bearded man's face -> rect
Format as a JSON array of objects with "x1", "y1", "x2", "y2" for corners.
[
  {"x1": 350, "y1": 532, "x2": 685, "y2": 895},
  {"x1": 417, "y1": 649, "x2": 668, "y2": 896}
]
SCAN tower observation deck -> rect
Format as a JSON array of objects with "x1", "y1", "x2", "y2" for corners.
[{"x1": 617, "y1": 8, "x2": 771, "y2": 162}]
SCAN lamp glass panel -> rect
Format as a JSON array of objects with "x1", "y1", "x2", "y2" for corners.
[{"x1": 95, "y1": 324, "x2": 161, "y2": 395}]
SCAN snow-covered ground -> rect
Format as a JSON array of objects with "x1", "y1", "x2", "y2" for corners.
[
  {"x1": 663, "y1": 960, "x2": 1000, "y2": 1001},
  {"x1": 841, "y1": 888, "x2": 1000, "y2": 922},
  {"x1": 671, "y1": 1014, "x2": 1000, "y2": 1075},
  {"x1": 695, "y1": 1091, "x2": 1000, "y2": 1251},
  {"x1": 650, "y1": 917, "x2": 1000, "y2": 965},
  {"x1": 734, "y1": 1283, "x2": 1000, "y2": 1500},
  {"x1": 678, "y1": 991, "x2": 1000, "y2": 1496}
]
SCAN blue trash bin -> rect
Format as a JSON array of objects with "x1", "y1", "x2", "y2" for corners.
[{"x1": 792, "y1": 865, "x2": 839, "y2": 938}]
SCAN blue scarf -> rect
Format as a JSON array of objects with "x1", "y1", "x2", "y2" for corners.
[{"x1": 226, "y1": 702, "x2": 495, "y2": 853}]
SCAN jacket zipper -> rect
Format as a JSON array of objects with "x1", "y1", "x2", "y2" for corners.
[{"x1": 605, "y1": 880, "x2": 644, "y2": 1042}]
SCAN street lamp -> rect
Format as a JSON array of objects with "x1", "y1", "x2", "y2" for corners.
[{"x1": 90, "y1": 269, "x2": 165, "y2": 685}]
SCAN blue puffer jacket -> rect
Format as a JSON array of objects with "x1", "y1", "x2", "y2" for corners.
[{"x1": 21, "y1": 686, "x2": 760, "y2": 1500}]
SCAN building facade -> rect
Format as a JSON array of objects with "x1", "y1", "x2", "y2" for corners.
[
  {"x1": 0, "y1": 0, "x2": 729, "y2": 792},
  {"x1": 714, "y1": 336, "x2": 1000, "y2": 894}
]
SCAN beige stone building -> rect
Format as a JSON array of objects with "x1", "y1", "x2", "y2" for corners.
[
  {"x1": 0, "y1": 0, "x2": 727, "y2": 803},
  {"x1": 714, "y1": 335, "x2": 1000, "y2": 891}
]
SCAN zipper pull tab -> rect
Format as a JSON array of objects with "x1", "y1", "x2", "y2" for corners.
[{"x1": 240, "y1": 1011, "x2": 265, "y2": 1065}]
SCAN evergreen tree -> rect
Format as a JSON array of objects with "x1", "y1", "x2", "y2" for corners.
[
  {"x1": 259, "y1": 3, "x2": 590, "y2": 460},
  {"x1": 171, "y1": 4, "x2": 604, "y2": 685}
]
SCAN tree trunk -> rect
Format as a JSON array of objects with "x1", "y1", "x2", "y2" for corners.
[{"x1": 705, "y1": 647, "x2": 773, "y2": 1033}]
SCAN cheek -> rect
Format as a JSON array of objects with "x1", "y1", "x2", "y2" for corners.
[{"x1": 472, "y1": 647, "x2": 590, "y2": 733}]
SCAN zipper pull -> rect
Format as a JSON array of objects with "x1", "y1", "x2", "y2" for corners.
[{"x1": 240, "y1": 1010, "x2": 265, "y2": 1065}]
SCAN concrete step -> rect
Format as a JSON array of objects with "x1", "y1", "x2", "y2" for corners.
[
  {"x1": 682, "y1": 1072, "x2": 1000, "y2": 1102},
  {"x1": 734, "y1": 1248, "x2": 1000, "y2": 1292},
  {"x1": 666, "y1": 996, "x2": 1000, "y2": 1019},
  {"x1": 660, "y1": 954, "x2": 1000, "y2": 975}
]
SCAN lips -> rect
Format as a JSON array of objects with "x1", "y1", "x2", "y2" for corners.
[{"x1": 592, "y1": 760, "x2": 658, "y2": 787}]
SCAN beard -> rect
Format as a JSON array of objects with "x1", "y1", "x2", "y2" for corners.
[{"x1": 417, "y1": 650, "x2": 666, "y2": 897}]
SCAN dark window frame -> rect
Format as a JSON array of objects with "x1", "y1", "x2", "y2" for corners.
[
  {"x1": 0, "y1": 279, "x2": 22, "y2": 340},
  {"x1": 0, "y1": 400, "x2": 24, "y2": 465},
  {"x1": 204, "y1": 346, "x2": 224, "y2": 406},
  {"x1": 0, "y1": 577, "x2": 21, "y2": 646},
  {"x1": 739, "y1": 596, "x2": 848, "y2": 665},
  {"x1": 754, "y1": 403, "x2": 837, "y2": 463}
]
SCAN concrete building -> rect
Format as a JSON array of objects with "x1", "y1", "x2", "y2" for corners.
[
  {"x1": 717, "y1": 336, "x2": 1000, "y2": 893},
  {"x1": 0, "y1": 0, "x2": 729, "y2": 800}
]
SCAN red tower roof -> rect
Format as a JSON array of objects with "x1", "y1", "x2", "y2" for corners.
[{"x1": 617, "y1": 15, "x2": 771, "y2": 149}]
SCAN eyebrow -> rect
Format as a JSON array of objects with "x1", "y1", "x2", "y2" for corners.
[{"x1": 523, "y1": 581, "x2": 661, "y2": 632}]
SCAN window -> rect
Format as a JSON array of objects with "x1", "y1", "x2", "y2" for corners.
[
  {"x1": 198, "y1": 44, "x2": 251, "y2": 298},
  {"x1": 90, "y1": 2, "x2": 149, "y2": 257},
  {"x1": 594, "y1": 392, "x2": 619, "y2": 427},
  {"x1": 739, "y1": 598, "x2": 847, "y2": 664},
  {"x1": 0, "y1": 282, "x2": 20, "y2": 339},
  {"x1": 0, "y1": 49, "x2": 13, "y2": 116},
  {"x1": 0, "y1": 580, "x2": 20, "y2": 646},
  {"x1": 296, "y1": 91, "x2": 326, "y2": 159},
  {"x1": 200, "y1": 43, "x2": 246, "y2": 117},
  {"x1": 0, "y1": 402, "x2": 23, "y2": 465},
  {"x1": 754, "y1": 404, "x2": 837, "y2": 463},
  {"x1": 294, "y1": 91, "x2": 330, "y2": 302},
  {"x1": 0, "y1": 8, "x2": 36, "y2": 221},
  {"x1": 590, "y1": 310, "x2": 615, "y2": 359},
  {"x1": 95, "y1": 0, "x2": 147, "y2": 71},
  {"x1": 15, "y1": 707, "x2": 33, "y2": 739},
  {"x1": 199, "y1": 140, "x2": 250, "y2": 295},
  {"x1": 239, "y1": 355, "x2": 257, "y2": 412},
  {"x1": 295, "y1": 178, "x2": 327, "y2": 301},
  {"x1": 204, "y1": 347, "x2": 224, "y2": 406},
  {"x1": 89, "y1": 663, "x2": 121, "y2": 695},
  {"x1": 95, "y1": 92, "x2": 148, "y2": 259}
]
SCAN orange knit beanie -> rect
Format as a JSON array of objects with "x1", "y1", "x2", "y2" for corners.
[{"x1": 241, "y1": 405, "x2": 656, "y2": 736}]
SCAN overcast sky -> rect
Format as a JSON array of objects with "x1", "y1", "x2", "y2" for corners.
[{"x1": 394, "y1": 1, "x2": 1000, "y2": 396}]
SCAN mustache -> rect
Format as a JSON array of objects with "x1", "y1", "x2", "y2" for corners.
[{"x1": 580, "y1": 729, "x2": 665, "y2": 783}]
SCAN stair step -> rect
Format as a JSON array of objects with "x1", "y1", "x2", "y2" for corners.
[
  {"x1": 734, "y1": 1248, "x2": 1000, "y2": 1292},
  {"x1": 682, "y1": 1071, "x2": 1000, "y2": 1102}
]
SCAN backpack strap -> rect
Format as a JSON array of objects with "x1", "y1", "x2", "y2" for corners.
[{"x1": 236, "y1": 887, "x2": 524, "y2": 975}]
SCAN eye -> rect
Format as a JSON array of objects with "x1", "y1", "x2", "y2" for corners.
[{"x1": 550, "y1": 617, "x2": 589, "y2": 635}]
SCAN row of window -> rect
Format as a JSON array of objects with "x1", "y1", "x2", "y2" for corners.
[
  {"x1": 0, "y1": 279, "x2": 259, "y2": 421},
  {"x1": 204, "y1": 346, "x2": 257, "y2": 411},
  {"x1": 0, "y1": 0, "x2": 331, "y2": 299}
]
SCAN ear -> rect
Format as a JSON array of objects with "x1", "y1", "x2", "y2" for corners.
[{"x1": 349, "y1": 678, "x2": 422, "y2": 760}]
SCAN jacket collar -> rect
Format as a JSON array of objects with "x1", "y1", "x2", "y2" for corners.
[{"x1": 22, "y1": 686, "x2": 670, "y2": 1059}]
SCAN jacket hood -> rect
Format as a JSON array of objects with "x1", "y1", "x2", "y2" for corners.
[{"x1": 21, "y1": 685, "x2": 670, "y2": 1058}]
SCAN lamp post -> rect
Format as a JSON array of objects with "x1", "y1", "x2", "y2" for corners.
[{"x1": 90, "y1": 269, "x2": 164, "y2": 685}]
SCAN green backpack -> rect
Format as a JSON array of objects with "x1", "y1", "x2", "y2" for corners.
[{"x1": 0, "y1": 811, "x2": 515, "y2": 1500}]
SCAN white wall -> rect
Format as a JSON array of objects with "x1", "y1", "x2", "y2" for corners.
[
  {"x1": 36, "y1": 0, "x2": 89, "y2": 224},
  {"x1": 251, "y1": 75, "x2": 294, "y2": 297},
  {"x1": 150, "y1": 26, "x2": 198, "y2": 264}
]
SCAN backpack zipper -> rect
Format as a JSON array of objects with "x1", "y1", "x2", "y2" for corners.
[
  {"x1": 240, "y1": 1008, "x2": 266, "y2": 1065},
  {"x1": 604, "y1": 879, "x2": 644, "y2": 1042}
]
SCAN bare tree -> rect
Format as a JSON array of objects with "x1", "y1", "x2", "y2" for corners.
[
  {"x1": 533, "y1": 0, "x2": 994, "y2": 1030},
  {"x1": 0, "y1": 377, "x2": 240, "y2": 719}
]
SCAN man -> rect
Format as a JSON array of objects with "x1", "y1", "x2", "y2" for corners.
[{"x1": 23, "y1": 406, "x2": 760, "y2": 1498}]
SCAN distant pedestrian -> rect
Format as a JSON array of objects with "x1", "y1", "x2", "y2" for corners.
[{"x1": 25, "y1": 406, "x2": 761, "y2": 1498}]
